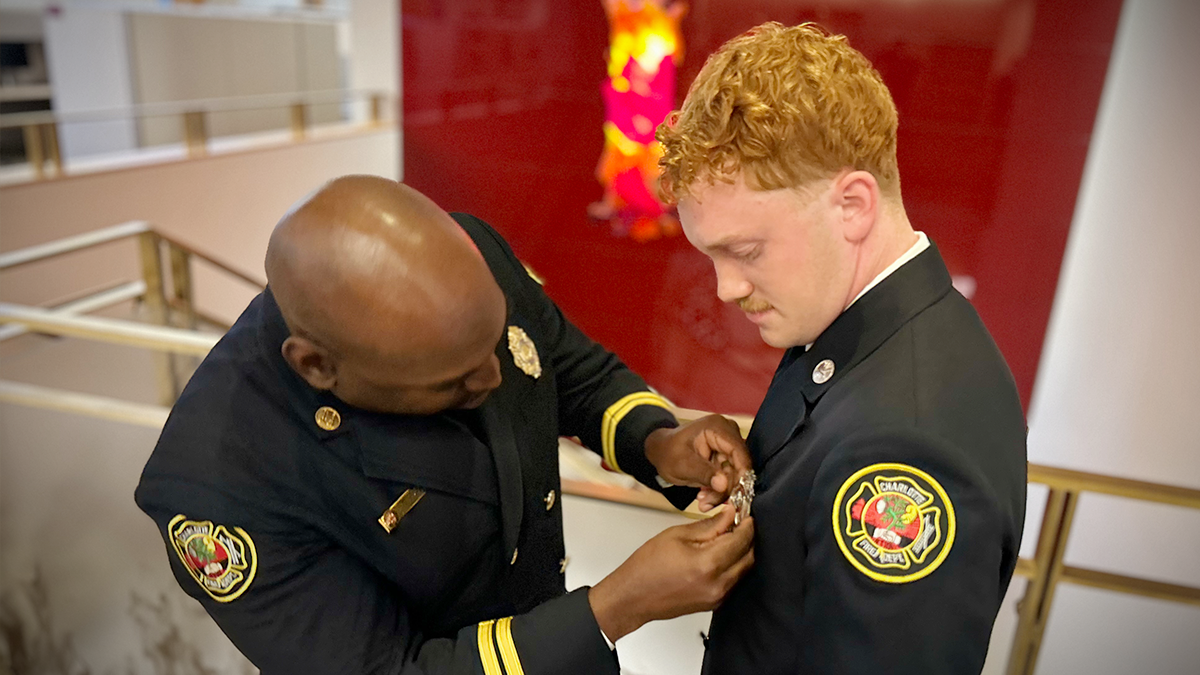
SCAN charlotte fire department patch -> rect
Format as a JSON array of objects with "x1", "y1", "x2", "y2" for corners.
[
  {"x1": 168, "y1": 515, "x2": 258, "y2": 602},
  {"x1": 832, "y1": 463, "x2": 955, "y2": 584}
]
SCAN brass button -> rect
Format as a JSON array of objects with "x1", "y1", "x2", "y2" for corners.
[
  {"x1": 559, "y1": 557, "x2": 569, "y2": 574},
  {"x1": 510, "y1": 548, "x2": 519, "y2": 565},
  {"x1": 544, "y1": 489, "x2": 556, "y2": 511},
  {"x1": 380, "y1": 511, "x2": 398, "y2": 532},
  {"x1": 812, "y1": 359, "x2": 835, "y2": 384},
  {"x1": 315, "y1": 406, "x2": 341, "y2": 431}
]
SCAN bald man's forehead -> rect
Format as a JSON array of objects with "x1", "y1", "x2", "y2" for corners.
[{"x1": 347, "y1": 287, "x2": 509, "y2": 386}]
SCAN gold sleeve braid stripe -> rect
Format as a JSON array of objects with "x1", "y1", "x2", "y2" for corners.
[
  {"x1": 601, "y1": 392, "x2": 672, "y2": 474},
  {"x1": 495, "y1": 616, "x2": 526, "y2": 675},
  {"x1": 477, "y1": 620, "x2": 503, "y2": 675}
]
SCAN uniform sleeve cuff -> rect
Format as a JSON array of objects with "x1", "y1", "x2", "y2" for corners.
[
  {"x1": 604, "y1": 394, "x2": 675, "y2": 482},
  {"x1": 598, "y1": 392, "x2": 698, "y2": 510},
  {"x1": 504, "y1": 589, "x2": 620, "y2": 675}
]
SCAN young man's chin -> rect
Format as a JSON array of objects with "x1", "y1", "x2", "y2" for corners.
[{"x1": 757, "y1": 326, "x2": 789, "y2": 350}]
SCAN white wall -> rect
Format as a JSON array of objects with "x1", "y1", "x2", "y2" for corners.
[
  {"x1": 1019, "y1": 0, "x2": 1200, "y2": 672},
  {"x1": 348, "y1": 0, "x2": 401, "y2": 179},
  {"x1": 42, "y1": 5, "x2": 140, "y2": 157},
  {"x1": 348, "y1": 0, "x2": 399, "y2": 96}
]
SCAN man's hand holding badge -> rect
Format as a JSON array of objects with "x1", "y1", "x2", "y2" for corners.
[
  {"x1": 586, "y1": 414, "x2": 757, "y2": 644},
  {"x1": 644, "y1": 414, "x2": 757, "y2": 522}
]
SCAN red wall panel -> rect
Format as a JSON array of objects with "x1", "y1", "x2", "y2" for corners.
[{"x1": 402, "y1": 0, "x2": 1123, "y2": 414}]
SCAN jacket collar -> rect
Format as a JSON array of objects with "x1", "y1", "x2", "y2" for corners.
[
  {"x1": 252, "y1": 287, "x2": 351, "y2": 442},
  {"x1": 747, "y1": 242, "x2": 954, "y2": 467}
]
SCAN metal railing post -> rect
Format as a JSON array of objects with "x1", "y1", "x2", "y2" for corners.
[
  {"x1": 137, "y1": 231, "x2": 179, "y2": 404},
  {"x1": 1007, "y1": 488, "x2": 1080, "y2": 675},
  {"x1": 43, "y1": 122, "x2": 63, "y2": 177},
  {"x1": 22, "y1": 123, "x2": 45, "y2": 179},
  {"x1": 183, "y1": 111, "x2": 208, "y2": 157},
  {"x1": 369, "y1": 94, "x2": 384, "y2": 125},
  {"x1": 290, "y1": 102, "x2": 308, "y2": 140},
  {"x1": 167, "y1": 242, "x2": 200, "y2": 390},
  {"x1": 167, "y1": 244, "x2": 196, "y2": 330}
]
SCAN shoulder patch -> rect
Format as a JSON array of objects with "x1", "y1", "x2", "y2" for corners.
[
  {"x1": 832, "y1": 463, "x2": 955, "y2": 584},
  {"x1": 168, "y1": 515, "x2": 258, "y2": 602}
]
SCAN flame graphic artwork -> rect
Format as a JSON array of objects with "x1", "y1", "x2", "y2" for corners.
[{"x1": 590, "y1": 0, "x2": 685, "y2": 242}]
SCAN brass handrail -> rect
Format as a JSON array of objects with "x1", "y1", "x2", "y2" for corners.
[
  {"x1": 0, "y1": 89, "x2": 391, "y2": 129},
  {"x1": 2, "y1": 88, "x2": 393, "y2": 180},
  {"x1": 0, "y1": 279, "x2": 145, "y2": 342},
  {"x1": 0, "y1": 380, "x2": 169, "y2": 429},
  {"x1": 0, "y1": 221, "x2": 265, "y2": 287},
  {"x1": 0, "y1": 221, "x2": 151, "y2": 270},
  {"x1": 0, "y1": 303, "x2": 219, "y2": 356},
  {"x1": 0, "y1": 221, "x2": 264, "y2": 403}
]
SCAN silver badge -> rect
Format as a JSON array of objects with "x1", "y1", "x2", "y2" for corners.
[
  {"x1": 730, "y1": 470, "x2": 757, "y2": 526},
  {"x1": 812, "y1": 359, "x2": 835, "y2": 384}
]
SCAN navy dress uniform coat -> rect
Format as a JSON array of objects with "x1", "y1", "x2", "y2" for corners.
[
  {"x1": 136, "y1": 214, "x2": 694, "y2": 675},
  {"x1": 701, "y1": 242, "x2": 1027, "y2": 674}
]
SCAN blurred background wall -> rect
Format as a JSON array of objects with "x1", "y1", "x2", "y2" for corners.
[{"x1": 1, "y1": 0, "x2": 1198, "y2": 674}]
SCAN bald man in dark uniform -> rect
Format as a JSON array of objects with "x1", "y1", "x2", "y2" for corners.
[{"x1": 135, "y1": 176, "x2": 754, "y2": 675}]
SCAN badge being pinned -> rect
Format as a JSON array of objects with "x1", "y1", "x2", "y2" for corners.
[
  {"x1": 832, "y1": 463, "x2": 955, "y2": 584},
  {"x1": 730, "y1": 470, "x2": 756, "y2": 526},
  {"x1": 507, "y1": 325, "x2": 541, "y2": 379},
  {"x1": 168, "y1": 515, "x2": 257, "y2": 602}
]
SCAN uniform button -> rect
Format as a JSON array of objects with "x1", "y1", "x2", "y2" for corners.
[
  {"x1": 510, "y1": 548, "x2": 519, "y2": 565},
  {"x1": 544, "y1": 489, "x2": 556, "y2": 511},
  {"x1": 812, "y1": 359, "x2": 835, "y2": 384},
  {"x1": 559, "y1": 557, "x2": 569, "y2": 574},
  {"x1": 314, "y1": 405, "x2": 341, "y2": 431}
]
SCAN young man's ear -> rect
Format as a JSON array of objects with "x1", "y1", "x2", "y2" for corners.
[
  {"x1": 835, "y1": 170, "x2": 881, "y2": 243},
  {"x1": 281, "y1": 336, "x2": 337, "y2": 390}
]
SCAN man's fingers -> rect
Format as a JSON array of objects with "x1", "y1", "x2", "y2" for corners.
[
  {"x1": 702, "y1": 424, "x2": 753, "y2": 475},
  {"x1": 718, "y1": 544, "x2": 756, "y2": 590},
  {"x1": 689, "y1": 505, "x2": 735, "y2": 541},
  {"x1": 707, "y1": 516, "x2": 755, "y2": 568},
  {"x1": 697, "y1": 486, "x2": 729, "y2": 506},
  {"x1": 673, "y1": 448, "x2": 718, "y2": 488},
  {"x1": 709, "y1": 471, "x2": 729, "y2": 493}
]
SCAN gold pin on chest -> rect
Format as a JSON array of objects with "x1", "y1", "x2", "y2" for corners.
[
  {"x1": 379, "y1": 488, "x2": 426, "y2": 533},
  {"x1": 507, "y1": 326, "x2": 542, "y2": 379}
]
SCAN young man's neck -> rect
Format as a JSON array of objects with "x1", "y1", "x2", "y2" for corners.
[{"x1": 843, "y1": 206, "x2": 918, "y2": 309}]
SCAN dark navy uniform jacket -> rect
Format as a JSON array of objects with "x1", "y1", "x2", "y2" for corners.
[
  {"x1": 702, "y1": 242, "x2": 1027, "y2": 674},
  {"x1": 136, "y1": 214, "x2": 693, "y2": 675}
]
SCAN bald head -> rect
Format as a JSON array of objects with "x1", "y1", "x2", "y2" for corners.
[{"x1": 266, "y1": 176, "x2": 506, "y2": 415}]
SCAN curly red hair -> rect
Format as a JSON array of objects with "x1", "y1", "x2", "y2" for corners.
[{"x1": 657, "y1": 22, "x2": 900, "y2": 202}]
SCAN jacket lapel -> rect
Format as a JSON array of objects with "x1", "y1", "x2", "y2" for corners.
[
  {"x1": 748, "y1": 243, "x2": 955, "y2": 467},
  {"x1": 479, "y1": 380, "x2": 524, "y2": 562},
  {"x1": 746, "y1": 348, "x2": 810, "y2": 468}
]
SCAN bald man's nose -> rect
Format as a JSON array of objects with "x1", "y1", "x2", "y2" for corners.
[{"x1": 464, "y1": 354, "x2": 502, "y2": 394}]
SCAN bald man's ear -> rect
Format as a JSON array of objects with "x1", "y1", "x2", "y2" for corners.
[{"x1": 281, "y1": 335, "x2": 338, "y2": 391}]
